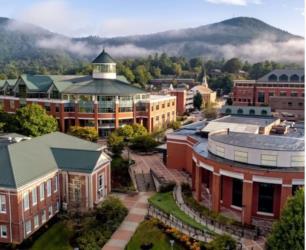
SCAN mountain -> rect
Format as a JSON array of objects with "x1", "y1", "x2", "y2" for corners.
[{"x1": 0, "y1": 16, "x2": 304, "y2": 76}]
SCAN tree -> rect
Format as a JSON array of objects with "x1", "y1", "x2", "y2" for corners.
[
  {"x1": 107, "y1": 132, "x2": 124, "y2": 155},
  {"x1": 222, "y1": 58, "x2": 242, "y2": 74},
  {"x1": 169, "y1": 121, "x2": 181, "y2": 130},
  {"x1": 134, "y1": 65, "x2": 152, "y2": 87},
  {"x1": 68, "y1": 126, "x2": 98, "y2": 142},
  {"x1": 203, "y1": 103, "x2": 218, "y2": 119},
  {"x1": 130, "y1": 135, "x2": 159, "y2": 152},
  {"x1": 266, "y1": 188, "x2": 304, "y2": 250},
  {"x1": 206, "y1": 234, "x2": 236, "y2": 250},
  {"x1": 15, "y1": 104, "x2": 58, "y2": 137},
  {"x1": 117, "y1": 125, "x2": 134, "y2": 138},
  {"x1": 193, "y1": 92, "x2": 203, "y2": 110},
  {"x1": 131, "y1": 123, "x2": 147, "y2": 137}
]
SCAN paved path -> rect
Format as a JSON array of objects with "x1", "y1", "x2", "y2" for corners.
[{"x1": 102, "y1": 192, "x2": 153, "y2": 250}]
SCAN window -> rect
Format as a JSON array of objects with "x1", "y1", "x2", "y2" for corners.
[
  {"x1": 25, "y1": 220, "x2": 31, "y2": 235},
  {"x1": 156, "y1": 105, "x2": 159, "y2": 110},
  {"x1": 249, "y1": 109, "x2": 255, "y2": 115},
  {"x1": 279, "y1": 74, "x2": 288, "y2": 82},
  {"x1": 23, "y1": 191, "x2": 29, "y2": 211},
  {"x1": 55, "y1": 104, "x2": 60, "y2": 113},
  {"x1": 298, "y1": 102, "x2": 303, "y2": 107},
  {"x1": 225, "y1": 108, "x2": 231, "y2": 114},
  {"x1": 34, "y1": 215, "x2": 39, "y2": 228},
  {"x1": 9, "y1": 100, "x2": 15, "y2": 109},
  {"x1": 268, "y1": 92, "x2": 274, "y2": 96},
  {"x1": 41, "y1": 210, "x2": 46, "y2": 223},
  {"x1": 257, "y1": 92, "x2": 265, "y2": 103},
  {"x1": 261, "y1": 154, "x2": 277, "y2": 166},
  {"x1": 48, "y1": 206, "x2": 53, "y2": 218},
  {"x1": 56, "y1": 201, "x2": 60, "y2": 212},
  {"x1": 40, "y1": 183, "x2": 45, "y2": 201},
  {"x1": 44, "y1": 103, "x2": 50, "y2": 112},
  {"x1": 54, "y1": 176, "x2": 58, "y2": 193},
  {"x1": 268, "y1": 74, "x2": 277, "y2": 81},
  {"x1": 232, "y1": 179, "x2": 243, "y2": 207},
  {"x1": 237, "y1": 108, "x2": 243, "y2": 114},
  {"x1": 291, "y1": 155, "x2": 304, "y2": 167},
  {"x1": 216, "y1": 145, "x2": 225, "y2": 157},
  {"x1": 32, "y1": 188, "x2": 37, "y2": 206},
  {"x1": 261, "y1": 110, "x2": 268, "y2": 116},
  {"x1": 291, "y1": 92, "x2": 298, "y2": 97},
  {"x1": 258, "y1": 183, "x2": 274, "y2": 213},
  {"x1": 162, "y1": 104, "x2": 165, "y2": 109},
  {"x1": 234, "y1": 151, "x2": 248, "y2": 163},
  {"x1": 172, "y1": 101, "x2": 175, "y2": 106},
  {"x1": 47, "y1": 180, "x2": 51, "y2": 197},
  {"x1": 280, "y1": 92, "x2": 287, "y2": 96},
  {"x1": 98, "y1": 174, "x2": 104, "y2": 191},
  {"x1": 0, "y1": 195, "x2": 6, "y2": 213},
  {"x1": 0, "y1": 225, "x2": 7, "y2": 238},
  {"x1": 290, "y1": 74, "x2": 299, "y2": 82},
  {"x1": 155, "y1": 116, "x2": 159, "y2": 121},
  {"x1": 288, "y1": 102, "x2": 292, "y2": 107}
]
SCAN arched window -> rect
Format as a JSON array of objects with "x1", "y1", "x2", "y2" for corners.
[
  {"x1": 290, "y1": 74, "x2": 299, "y2": 82},
  {"x1": 225, "y1": 108, "x2": 232, "y2": 114},
  {"x1": 237, "y1": 108, "x2": 243, "y2": 114},
  {"x1": 279, "y1": 74, "x2": 289, "y2": 82},
  {"x1": 261, "y1": 110, "x2": 267, "y2": 116},
  {"x1": 249, "y1": 109, "x2": 255, "y2": 115},
  {"x1": 268, "y1": 74, "x2": 277, "y2": 81}
]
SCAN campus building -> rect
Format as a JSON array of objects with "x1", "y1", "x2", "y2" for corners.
[
  {"x1": 0, "y1": 50, "x2": 176, "y2": 137},
  {"x1": 166, "y1": 116, "x2": 304, "y2": 226},
  {"x1": 232, "y1": 69, "x2": 304, "y2": 120},
  {"x1": 0, "y1": 132, "x2": 110, "y2": 244}
]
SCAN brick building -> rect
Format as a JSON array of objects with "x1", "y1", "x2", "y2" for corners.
[
  {"x1": 166, "y1": 118, "x2": 304, "y2": 225},
  {"x1": 0, "y1": 132, "x2": 110, "y2": 244},
  {"x1": 232, "y1": 69, "x2": 304, "y2": 120},
  {"x1": 0, "y1": 50, "x2": 176, "y2": 137},
  {"x1": 168, "y1": 89, "x2": 194, "y2": 115}
]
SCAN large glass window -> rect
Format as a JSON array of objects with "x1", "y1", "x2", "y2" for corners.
[
  {"x1": 0, "y1": 225, "x2": 7, "y2": 238},
  {"x1": 40, "y1": 183, "x2": 45, "y2": 201},
  {"x1": 19, "y1": 84, "x2": 27, "y2": 98},
  {"x1": 47, "y1": 180, "x2": 51, "y2": 197},
  {"x1": 34, "y1": 215, "x2": 39, "y2": 229},
  {"x1": 93, "y1": 64, "x2": 116, "y2": 73},
  {"x1": 23, "y1": 191, "x2": 29, "y2": 211},
  {"x1": 50, "y1": 89, "x2": 60, "y2": 99},
  {"x1": 232, "y1": 179, "x2": 243, "y2": 207},
  {"x1": 119, "y1": 96, "x2": 133, "y2": 112},
  {"x1": 32, "y1": 188, "x2": 37, "y2": 206},
  {"x1": 25, "y1": 220, "x2": 31, "y2": 235},
  {"x1": 98, "y1": 96, "x2": 115, "y2": 113},
  {"x1": 64, "y1": 103, "x2": 75, "y2": 112},
  {"x1": 258, "y1": 183, "x2": 274, "y2": 213},
  {"x1": 79, "y1": 101, "x2": 94, "y2": 113}
]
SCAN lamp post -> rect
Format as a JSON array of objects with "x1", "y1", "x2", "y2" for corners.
[
  {"x1": 241, "y1": 204, "x2": 246, "y2": 226},
  {"x1": 170, "y1": 240, "x2": 175, "y2": 250}
]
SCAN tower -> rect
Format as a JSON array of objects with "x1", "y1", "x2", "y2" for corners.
[{"x1": 92, "y1": 49, "x2": 116, "y2": 79}]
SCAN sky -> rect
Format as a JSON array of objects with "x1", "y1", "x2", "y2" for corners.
[{"x1": 0, "y1": 0, "x2": 304, "y2": 38}]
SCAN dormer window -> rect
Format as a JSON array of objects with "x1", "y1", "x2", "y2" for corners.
[{"x1": 92, "y1": 49, "x2": 117, "y2": 80}]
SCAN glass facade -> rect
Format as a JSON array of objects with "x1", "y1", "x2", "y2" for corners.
[
  {"x1": 93, "y1": 64, "x2": 116, "y2": 73},
  {"x1": 119, "y1": 96, "x2": 133, "y2": 112},
  {"x1": 98, "y1": 96, "x2": 115, "y2": 113}
]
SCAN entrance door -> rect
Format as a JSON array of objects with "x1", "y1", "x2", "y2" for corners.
[
  {"x1": 258, "y1": 183, "x2": 274, "y2": 213},
  {"x1": 232, "y1": 178, "x2": 243, "y2": 207}
]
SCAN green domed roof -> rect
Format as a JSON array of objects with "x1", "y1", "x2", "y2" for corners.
[{"x1": 92, "y1": 49, "x2": 116, "y2": 64}]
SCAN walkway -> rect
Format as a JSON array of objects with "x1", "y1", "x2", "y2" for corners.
[{"x1": 102, "y1": 192, "x2": 153, "y2": 250}]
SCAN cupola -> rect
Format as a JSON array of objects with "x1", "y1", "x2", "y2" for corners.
[{"x1": 92, "y1": 49, "x2": 116, "y2": 79}]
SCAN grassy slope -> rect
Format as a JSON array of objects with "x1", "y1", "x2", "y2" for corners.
[
  {"x1": 126, "y1": 220, "x2": 185, "y2": 250},
  {"x1": 31, "y1": 222, "x2": 73, "y2": 250},
  {"x1": 149, "y1": 192, "x2": 206, "y2": 231}
]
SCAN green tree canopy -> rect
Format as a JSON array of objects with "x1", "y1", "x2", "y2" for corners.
[
  {"x1": 193, "y1": 92, "x2": 203, "y2": 110},
  {"x1": 267, "y1": 188, "x2": 304, "y2": 250},
  {"x1": 131, "y1": 123, "x2": 148, "y2": 137},
  {"x1": 117, "y1": 125, "x2": 134, "y2": 138},
  {"x1": 107, "y1": 132, "x2": 124, "y2": 155},
  {"x1": 68, "y1": 126, "x2": 98, "y2": 142},
  {"x1": 222, "y1": 58, "x2": 242, "y2": 74},
  {"x1": 15, "y1": 104, "x2": 58, "y2": 137}
]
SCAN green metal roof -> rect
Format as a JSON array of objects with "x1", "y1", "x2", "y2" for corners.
[
  {"x1": 0, "y1": 80, "x2": 6, "y2": 89},
  {"x1": 63, "y1": 78, "x2": 146, "y2": 95},
  {"x1": 92, "y1": 49, "x2": 116, "y2": 64},
  {"x1": 19, "y1": 74, "x2": 54, "y2": 92},
  {"x1": 0, "y1": 132, "x2": 106, "y2": 189}
]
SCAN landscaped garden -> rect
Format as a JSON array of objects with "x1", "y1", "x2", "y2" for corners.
[
  {"x1": 30, "y1": 196, "x2": 128, "y2": 250},
  {"x1": 149, "y1": 191, "x2": 207, "y2": 231}
]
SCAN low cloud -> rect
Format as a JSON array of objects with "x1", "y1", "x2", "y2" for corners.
[
  {"x1": 104, "y1": 44, "x2": 156, "y2": 58},
  {"x1": 36, "y1": 37, "x2": 94, "y2": 56}
]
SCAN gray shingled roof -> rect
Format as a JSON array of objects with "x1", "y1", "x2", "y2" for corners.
[
  {"x1": 0, "y1": 132, "x2": 106, "y2": 189},
  {"x1": 210, "y1": 131, "x2": 304, "y2": 151},
  {"x1": 258, "y1": 69, "x2": 304, "y2": 82}
]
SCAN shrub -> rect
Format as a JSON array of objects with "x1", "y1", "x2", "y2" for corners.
[
  {"x1": 68, "y1": 126, "x2": 98, "y2": 142},
  {"x1": 169, "y1": 120, "x2": 181, "y2": 130},
  {"x1": 205, "y1": 234, "x2": 236, "y2": 250},
  {"x1": 130, "y1": 135, "x2": 159, "y2": 152}
]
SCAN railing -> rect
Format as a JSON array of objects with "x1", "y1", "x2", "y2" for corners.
[
  {"x1": 148, "y1": 204, "x2": 214, "y2": 243},
  {"x1": 173, "y1": 185, "x2": 259, "y2": 240}
]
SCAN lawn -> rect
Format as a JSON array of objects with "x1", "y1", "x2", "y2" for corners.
[
  {"x1": 31, "y1": 221, "x2": 73, "y2": 250},
  {"x1": 149, "y1": 192, "x2": 207, "y2": 231},
  {"x1": 126, "y1": 220, "x2": 185, "y2": 250}
]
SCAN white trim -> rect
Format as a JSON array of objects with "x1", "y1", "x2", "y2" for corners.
[
  {"x1": 220, "y1": 170, "x2": 244, "y2": 180},
  {"x1": 230, "y1": 205, "x2": 242, "y2": 211},
  {"x1": 256, "y1": 211, "x2": 274, "y2": 217},
  {"x1": 167, "y1": 140, "x2": 193, "y2": 148},
  {"x1": 282, "y1": 184, "x2": 292, "y2": 188},
  {"x1": 199, "y1": 162, "x2": 213, "y2": 172},
  {"x1": 292, "y1": 179, "x2": 304, "y2": 185},
  {"x1": 213, "y1": 172, "x2": 220, "y2": 176},
  {"x1": 253, "y1": 176, "x2": 282, "y2": 184},
  {"x1": 243, "y1": 180, "x2": 253, "y2": 184},
  {"x1": 167, "y1": 134, "x2": 187, "y2": 141}
]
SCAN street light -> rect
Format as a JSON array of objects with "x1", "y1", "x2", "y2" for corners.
[
  {"x1": 241, "y1": 205, "x2": 246, "y2": 226},
  {"x1": 169, "y1": 240, "x2": 175, "y2": 250}
]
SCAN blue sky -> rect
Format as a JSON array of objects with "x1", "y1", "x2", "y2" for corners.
[{"x1": 0, "y1": 0, "x2": 304, "y2": 37}]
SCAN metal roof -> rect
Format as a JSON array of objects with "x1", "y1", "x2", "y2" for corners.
[
  {"x1": 0, "y1": 132, "x2": 106, "y2": 189},
  {"x1": 92, "y1": 49, "x2": 116, "y2": 64},
  {"x1": 258, "y1": 69, "x2": 304, "y2": 82}
]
